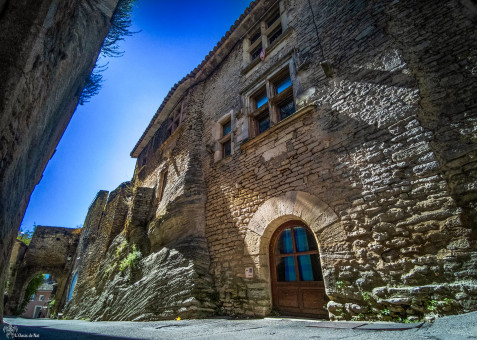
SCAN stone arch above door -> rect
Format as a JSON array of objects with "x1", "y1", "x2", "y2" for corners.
[{"x1": 243, "y1": 191, "x2": 340, "y2": 281}]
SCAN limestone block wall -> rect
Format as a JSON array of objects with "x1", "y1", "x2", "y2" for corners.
[
  {"x1": 61, "y1": 0, "x2": 476, "y2": 322},
  {"x1": 0, "y1": 0, "x2": 119, "y2": 322},
  {"x1": 197, "y1": 0, "x2": 477, "y2": 320}
]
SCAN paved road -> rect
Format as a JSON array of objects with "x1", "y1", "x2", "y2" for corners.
[{"x1": 1, "y1": 312, "x2": 476, "y2": 339}]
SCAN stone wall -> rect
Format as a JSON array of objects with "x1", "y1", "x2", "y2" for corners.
[
  {"x1": 194, "y1": 0, "x2": 477, "y2": 320},
  {"x1": 0, "y1": 0, "x2": 119, "y2": 322},
  {"x1": 63, "y1": 0, "x2": 476, "y2": 321}
]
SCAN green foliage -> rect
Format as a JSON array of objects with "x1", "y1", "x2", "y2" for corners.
[
  {"x1": 17, "y1": 224, "x2": 37, "y2": 246},
  {"x1": 352, "y1": 313, "x2": 366, "y2": 321},
  {"x1": 119, "y1": 244, "x2": 142, "y2": 271},
  {"x1": 48, "y1": 299, "x2": 56, "y2": 309},
  {"x1": 336, "y1": 280, "x2": 344, "y2": 290},
  {"x1": 17, "y1": 274, "x2": 45, "y2": 315},
  {"x1": 379, "y1": 308, "x2": 391, "y2": 316},
  {"x1": 427, "y1": 299, "x2": 437, "y2": 312},
  {"x1": 104, "y1": 263, "x2": 118, "y2": 278},
  {"x1": 116, "y1": 241, "x2": 127, "y2": 257},
  {"x1": 443, "y1": 298, "x2": 454, "y2": 306},
  {"x1": 361, "y1": 291, "x2": 371, "y2": 302},
  {"x1": 79, "y1": 0, "x2": 139, "y2": 105}
]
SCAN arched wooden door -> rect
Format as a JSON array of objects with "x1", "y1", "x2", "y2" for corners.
[{"x1": 270, "y1": 221, "x2": 328, "y2": 318}]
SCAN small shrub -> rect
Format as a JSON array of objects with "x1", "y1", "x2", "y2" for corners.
[
  {"x1": 426, "y1": 299, "x2": 437, "y2": 312},
  {"x1": 116, "y1": 241, "x2": 127, "y2": 257},
  {"x1": 119, "y1": 245, "x2": 142, "y2": 271},
  {"x1": 361, "y1": 291, "x2": 371, "y2": 302},
  {"x1": 336, "y1": 280, "x2": 344, "y2": 290}
]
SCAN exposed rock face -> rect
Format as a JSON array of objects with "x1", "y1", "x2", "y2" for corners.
[
  {"x1": 0, "y1": 0, "x2": 119, "y2": 322},
  {"x1": 63, "y1": 178, "x2": 216, "y2": 320},
  {"x1": 60, "y1": 0, "x2": 477, "y2": 322}
]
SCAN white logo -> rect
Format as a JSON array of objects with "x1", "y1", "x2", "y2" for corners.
[{"x1": 2, "y1": 323, "x2": 18, "y2": 339}]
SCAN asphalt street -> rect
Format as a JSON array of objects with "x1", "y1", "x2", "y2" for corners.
[{"x1": 1, "y1": 311, "x2": 476, "y2": 340}]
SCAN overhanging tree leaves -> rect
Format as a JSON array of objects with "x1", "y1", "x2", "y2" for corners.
[{"x1": 79, "y1": 0, "x2": 139, "y2": 105}]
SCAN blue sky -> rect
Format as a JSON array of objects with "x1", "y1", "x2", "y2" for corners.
[{"x1": 20, "y1": 0, "x2": 251, "y2": 232}]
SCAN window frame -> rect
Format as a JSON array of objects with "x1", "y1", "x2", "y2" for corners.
[
  {"x1": 214, "y1": 111, "x2": 234, "y2": 162},
  {"x1": 244, "y1": 2, "x2": 287, "y2": 64},
  {"x1": 247, "y1": 62, "x2": 296, "y2": 138},
  {"x1": 167, "y1": 101, "x2": 185, "y2": 137},
  {"x1": 219, "y1": 118, "x2": 232, "y2": 159}
]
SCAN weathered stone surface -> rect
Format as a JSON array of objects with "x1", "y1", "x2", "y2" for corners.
[
  {"x1": 0, "y1": 0, "x2": 119, "y2": 322},
  {"x1": 37, "y1": 0, "x2": 477, "y2": 322}
]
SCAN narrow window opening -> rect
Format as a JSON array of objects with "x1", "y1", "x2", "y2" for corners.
[
  {"x1": 256, "y1": 111, "x2": 271, "y2": 134},
  {"x1": 159, "y1": 170, "x2": 168, "y2": 202},
  {"x1": 268, "y1": 25, "x2": 283, "y2": 45},
  {"x1": 222, "y1": 120, "x2": 231, "y2": 136},
  {"x1": 266, "y1": 10, "x2": 281, "y2": 28},
  {"x1": 222, "y1": 139, "x2": 231, "y2": 157},
  {"x1": 251, "y1": 44, "x2": 263, "y2": 61}
]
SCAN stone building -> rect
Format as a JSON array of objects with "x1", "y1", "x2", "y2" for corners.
[
  {"x1": 58, "y1": 0, "x2": 477, "y2": 321},
  {"x1": 22, "y1": 282, "x2": 54, "y2": 319}
]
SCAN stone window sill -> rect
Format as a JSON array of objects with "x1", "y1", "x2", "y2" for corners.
[{"x1": 240, "y1": 103, "x2": 316, "y2": 150}]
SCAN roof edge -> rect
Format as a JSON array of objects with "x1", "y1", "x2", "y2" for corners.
[{"x1": 130, "y1": 0, "x2": 263, "y2": 158}]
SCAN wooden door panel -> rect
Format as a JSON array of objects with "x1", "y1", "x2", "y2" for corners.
[
  {"x1": 277, "y1": 287, "x2": 299, "y2": 308},
  {"x1": 270, "y1": 222, "x2": 328, "y2": 319},
  {"x1": 301, "y1": 288, "x2": 325, "y2": 310}
]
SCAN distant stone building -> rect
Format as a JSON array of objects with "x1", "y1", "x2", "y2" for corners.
[
  {"x1": 60, "y1": 0, "x2": 476, "y2": 321},
  {"x1": 22, "y1": 282, "x2": 54, "y2": 319}
]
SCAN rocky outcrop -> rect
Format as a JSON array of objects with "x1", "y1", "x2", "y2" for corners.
[
  {"x1": 65, "y1": 234, "x2": 216, "y2": 321},
  {"x1": 0, "y1": 0, "x2": 119, "y2": 322}
]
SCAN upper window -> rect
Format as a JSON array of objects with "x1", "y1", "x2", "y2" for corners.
[
  {"x1": 167, "y1": 102, "x2": 185, "y2": 137},
  {"x1": 245, "y1": 4, "x2": 285, "y2": 63},
  {"x1": 39, "y1": 295, "x2": 45, "y2": 301},
  {"x1": 248, "y1": 65, "x2": 295, "y2": 137},
  {"x1": 214, "y1": 112, "x2": 233, "y2": 162},
  {"x1": 220, "y1": 119, "x2": 232, "y2": 158}
]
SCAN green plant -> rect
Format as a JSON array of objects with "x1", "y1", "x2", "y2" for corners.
[
  {"x1": 119, "y1": 245, "x2": 142, "y2": 271},
  {"x1": 79, "y1": 0, "x2": 139, "y2": 105},
  {"x1": 443, "y1": 298, "x2": 454, "y2": 306},
  {"x1": 379, "y1": 308, "x2": 391, "y2": 316},
  {"x1": 17, "y1": 224, "x2": 37, "y2": 246},
  {"x1": 361, "y1": 291, "x2": 371, "y2": 302},
  {"x1": 336, "y1": 280, "x2": 344, "y2": 290},
  {"x1": 116, "y1": 241, "x2": 127, "y2": 257},
  {"x1": 426, "y1": 299, "x2": 437, "y2": 312},
  {"x1": 104, "y1": 263, "x2": 118, "y2": 278},
  {"x1": 48, "y1": 299, "x2": 55, "y2": 309},
  {"x1": 17, "y1": 274, "x2": 45, "y2": 315}
]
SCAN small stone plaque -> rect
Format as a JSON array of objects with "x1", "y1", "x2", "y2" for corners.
[{"x1": 245, "y1": 267, "x2": 253, "y2": 278}]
